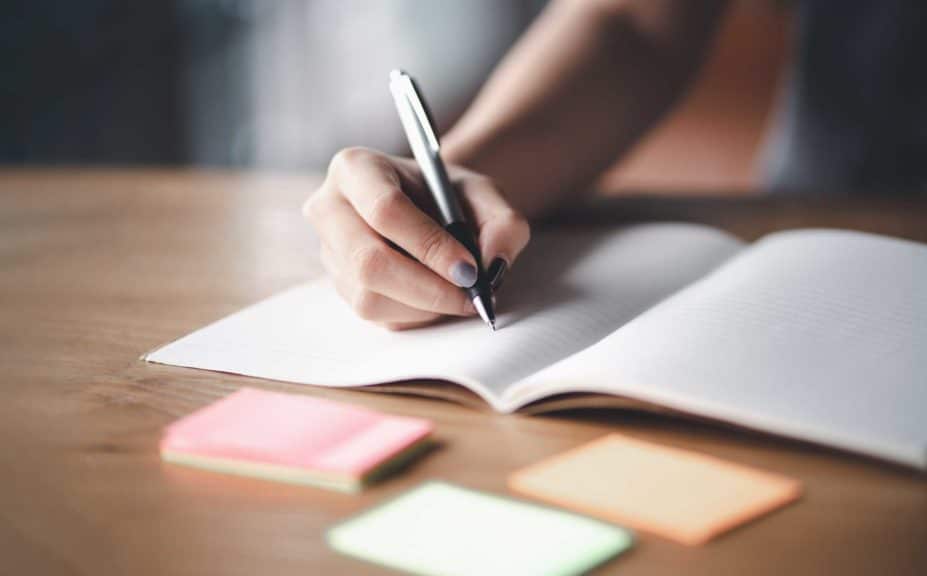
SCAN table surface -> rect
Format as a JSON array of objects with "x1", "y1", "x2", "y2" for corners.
[{"x1": 1, "y1": 169, "x2": 925, "y2": 576}]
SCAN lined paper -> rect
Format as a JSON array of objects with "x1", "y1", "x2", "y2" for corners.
[{"x1": 521, "y1": 230, "x2": 927, "y2": 468}]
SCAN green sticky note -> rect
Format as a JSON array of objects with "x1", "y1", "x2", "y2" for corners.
[{"x1": 327, "y1": 481, "x2": 633, "y2": 576}]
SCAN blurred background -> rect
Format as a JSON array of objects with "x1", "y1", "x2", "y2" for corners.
[{"x1": 1, "y1": 0, "x2": 792, "y2": 193}]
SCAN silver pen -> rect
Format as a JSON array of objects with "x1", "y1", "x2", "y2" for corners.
[{"x1": 388, "y1": 69, "x2": 496, "y2": 331}]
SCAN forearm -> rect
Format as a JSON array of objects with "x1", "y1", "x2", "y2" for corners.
[{"x1": 443, "y1": 0, "x2": 728, "y2": 218}]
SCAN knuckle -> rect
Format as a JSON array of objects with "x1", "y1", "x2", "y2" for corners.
[
  {"x1": 366, "y1": 187, "x2": 406, "y2": 229},
  {"x1": 429, "y1": 285, "x2": 467, "y2": 315},
  {"x1": 426, "y1": 286, "x2": 449, "y2": 312},
  {"x1": 472, "y1": 174, "x2": 499, "y2": 191},
  {"x1": 498, "y1": 209, "x2": 527, "y2": 230},
  {"x1": 500, "y1": 210, "x2": 531, "y2": 243},
  {"x1": 302, "y1": 193, "x2": 324, "y2": 223},
  {"x1": 419, "y1": 226, "x2": 451, "y2": 268},
  {"x1": 352, "y1": 244, "x2": 390, "y2": 286},
  {"x1": 330, "y1": 146, "x2": 371, "y2": 175},
  {"x1": 428, "y1": 290, "x2": 450, "y2": 312},
  {"x1": 351, "y1": 289, "x2": 380, "y2": 320},
  {"x1": 318, "y1": 246, "x2": 332, "y2": 272}
]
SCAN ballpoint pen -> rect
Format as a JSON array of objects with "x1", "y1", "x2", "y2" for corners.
[{"x1": 388, "y1": 69, "x2": 496, "y2": 331}]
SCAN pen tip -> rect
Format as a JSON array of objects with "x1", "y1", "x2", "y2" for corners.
[{"x1": 473, "y1": 296, "x2": 496, "y2": 331}]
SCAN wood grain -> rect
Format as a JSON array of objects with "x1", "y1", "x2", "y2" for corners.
[{"x1": 1, "y1": 169, "x2": 925, "y2": 576}]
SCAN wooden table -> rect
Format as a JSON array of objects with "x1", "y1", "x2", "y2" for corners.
[{"x1": 1, "y1": 169, "x2": 925, "y2": 575}]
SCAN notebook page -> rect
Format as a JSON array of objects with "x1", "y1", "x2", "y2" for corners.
[
  {"x1": 145, "y1": 223, "x2": 742, "y2": 408},
  {"x1": 517, "y1": 230, "x2": 927, "y2": 468}
]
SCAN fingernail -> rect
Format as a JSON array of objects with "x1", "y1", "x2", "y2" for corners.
[
  {"x1": 450, "y1": 261, "x2": 478, "y2": 288},
  {"x1": 487, "y1": 257, "x2": 508, "y2": 291}
]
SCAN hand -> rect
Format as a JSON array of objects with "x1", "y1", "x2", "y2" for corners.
[{"x1": 304, "y1": 147, "x2": 530, "y2": 330}]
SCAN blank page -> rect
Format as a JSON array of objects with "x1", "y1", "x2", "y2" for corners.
[
  {"x1": 520, "y1": 230, "x2": 927, "y2": 468},
  {"x1": 145, "y1": 224, "x2": 742, "y2": 409}
]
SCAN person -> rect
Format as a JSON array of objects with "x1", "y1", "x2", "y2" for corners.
[{"x1": 303, "y1": 0, "x2": 926, "y2": 330}]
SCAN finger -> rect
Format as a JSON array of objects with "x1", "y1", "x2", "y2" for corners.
[
  {"x1": 460, "y1": 176, "x2": 531, "y2": 272},
  {"x1": 382, "y1": 318, "x2": 444, "y2": 331},
  {"x1": 331, "y1": 273, "x2": 442, "y2": 325},
  {"x1": 312, "y1": 196, "x2": 475, "y2": 316},
  {"x1": 331, "y1": 147, "x2": 481, "y2": 289},
  {"x1": 319, "y1": 242, "x2": 338, "y2": 277}
]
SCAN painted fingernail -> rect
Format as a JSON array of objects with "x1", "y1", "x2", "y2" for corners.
[
  {"x1": 487, "y1": 257, "x2": 508, "y2": 291},
  {"x1": 450, "y1": 261, "x2": 478, "y2": 288}
]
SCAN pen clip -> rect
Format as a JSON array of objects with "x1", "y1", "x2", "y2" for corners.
[
  {"x1": 390, "y1": 69, "x2": 440, "y2": 153},
  {"x1": 389, "y1": 69, "x2": 467, "y2": 226}
]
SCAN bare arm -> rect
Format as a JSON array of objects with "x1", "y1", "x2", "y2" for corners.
[
  {"x1": 304, "y1": 0, "x2": 727, "y2": 329},
  {"x1": 443, "y1": 0, "x2": 729, "y2": 217}
]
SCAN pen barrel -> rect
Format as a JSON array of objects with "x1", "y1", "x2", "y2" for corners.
[
  {"x1": 421, "y1": 153, "x2": 466, "y2": 225},
  {"x1": 445, "y1": 221, "x2": 491, "y2": 301}
]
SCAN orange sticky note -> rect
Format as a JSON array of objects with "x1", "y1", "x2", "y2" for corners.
[{"x1": 509, "y1": 434, "x2": 801, "y2": 545}]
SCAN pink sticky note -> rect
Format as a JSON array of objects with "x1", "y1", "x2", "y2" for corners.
[{"x1": 160, "y1": 388, "x2": 433, "y2": 492}]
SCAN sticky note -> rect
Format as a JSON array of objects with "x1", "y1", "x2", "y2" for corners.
[
  {"x1": 327, "y1": 482, "x2": 633, "y2": 576},
  {"x1": 160, "y1": 388, "x2": 433, "y2": 492},
  {"x1": 509, "y1": 434, "x2": 801, "y2": 545}
]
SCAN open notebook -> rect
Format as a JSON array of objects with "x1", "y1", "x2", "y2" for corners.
[{"x1": 145, "y1": 224, "x2": 927, "y2": 469}]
